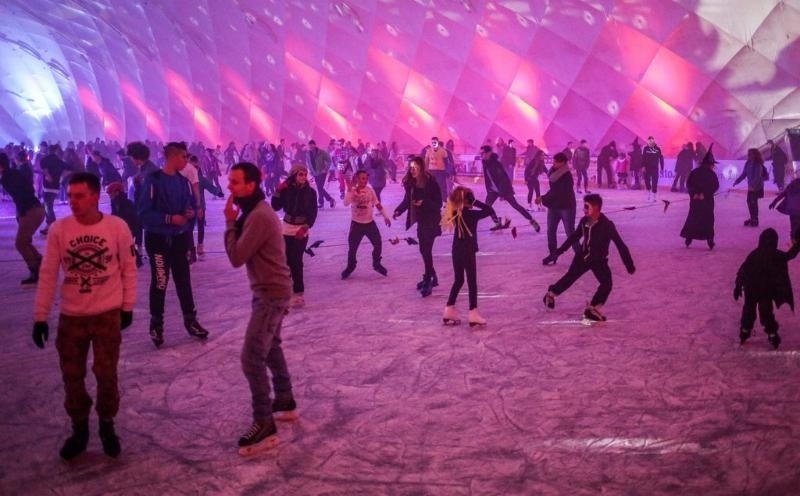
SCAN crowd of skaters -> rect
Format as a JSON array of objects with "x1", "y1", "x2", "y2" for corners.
[{"x1": 0, "y1": 131, "x2": 797, "y2": 459}]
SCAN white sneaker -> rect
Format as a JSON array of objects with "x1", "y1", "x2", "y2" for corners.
[
  {"x1": 443, "y1": 305, "x2": 460, "y2": 325},
  {"x1": 468, "y1": 309, "x2": 487, "y2": 327}
]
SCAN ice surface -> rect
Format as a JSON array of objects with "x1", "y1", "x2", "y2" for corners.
[{"x1": 1, "y1": 178, "x2": 799, "y2": 494}]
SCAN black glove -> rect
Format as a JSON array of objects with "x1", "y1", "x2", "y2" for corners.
[
  {"x1": 32, "y1": 321, "x2": 49, "y2": 349},
  {"x1": 734, "y1": 286, "x2": 742, "y2": 301},
  {"x1": 627, "y1": 265, "x2": 636, "y2": 275},
  {"x1": 120, "y1": 310, "x2": 133, "y2": 330}
]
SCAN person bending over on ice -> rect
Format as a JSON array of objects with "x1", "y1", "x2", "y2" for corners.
[
  {"x1": 441, "y1": 186, "x2": 496, "y2": 327},
  {"x1": 734, "y1": 228, "x2": 799, "y2": 350},
  {"x1": 542, "y1": 194, "x2": 635, "y2": 321},
  {"x1": 341, "y1": 170, "x2": 391, "y2": 279}
]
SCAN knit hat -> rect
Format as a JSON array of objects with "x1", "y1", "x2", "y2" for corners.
[
  {"x1": 289, "y1": 163, "x2": 308, "y2": 177},
  {"x1": 106, "y1": 181, "x2": 125, "y2": 196}
]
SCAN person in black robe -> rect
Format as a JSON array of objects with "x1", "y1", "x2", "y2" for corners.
[
  {"x1": 680, "y1": 144, "x2": 720, "y2": 249},
  {"x1": 768, "y1": 139, "x2": 789, "y2": 190},
  {"x1": 734, "y1": 228, "x2": 799, "y2": 349}
]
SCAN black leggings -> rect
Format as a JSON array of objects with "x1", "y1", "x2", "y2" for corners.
[
  {"x1": 549, "y1": 257, "x2": 612, "y2": 306},
  {"x1": 145, "y1": 231, "x2": 197, "y2": 325},
  {"x1": 746, "y1": 190, "x2": 761, "y2": 221},
  {"x1": 740, "y1": 295, "x2": 778, "y2": 334},
  {"x1": 447, "y1": 248, "x2": 478, "y2": 309},
  {"x1": 347, "y1": 221, "x2": 382, "y2": 266},
  {"x1": 284, "y1": 235, "x2": 308, "y2": 294},
  {"x1": 486, "y1": 191, "x2": 532, "y2": 221},
  {"x1": 526, "y1": 179, "x2": 540, "y2": 204},
  {"x1": 418, "y1": 228, "x2": 439, "y2": 278}
]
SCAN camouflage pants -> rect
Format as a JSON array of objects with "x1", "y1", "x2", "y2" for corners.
[{"x1": 56, "y1": 309, "x2": 121, "y2": 421}]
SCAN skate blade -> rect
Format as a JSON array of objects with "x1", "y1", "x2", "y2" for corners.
[
  {"x1": 239, "y1": 435, "x2": 279, "y2": 456},
  {"x1": 273, "y1": 411, "x2": 299, "y2": 422},
  {"x1": 469, "y1": 321, "x2": 487, "y2": 327},
  {"x1": 443, "y1": 318, "x2": 461, "y2": 326}
]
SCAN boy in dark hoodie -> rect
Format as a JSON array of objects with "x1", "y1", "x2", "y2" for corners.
[
  {"x1": 734, "y1": 228, "x2": 799, "y2": 349},
  {"x1": 542, "y1": 194, "x2": 635, "y2": 321}
]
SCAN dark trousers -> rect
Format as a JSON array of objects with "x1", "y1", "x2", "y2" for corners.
[
  {"x1": 56, "y1": 310, "x2": 121, "y2": 422},
  {"x1": 347, "y1": 221, "x2": 382, "y2": 267},
  {"x1": 672, "y1": 172, "x2": 688, "y2": 191},
  {"x1": 197, "y1": 217, "x2": 206, "y2": 245},
  {"x1": 740, "y1": 295, "x2": 778, "y2": 334},
  {"x1": 526, "y1": 179, "x2": 540, "y2": 204},
  {"x1": 431, "y1": 170, "x2": 449, "y2": 199},
  {"x1": 576, "y1": 168, "x2": 589, "y2": 190},
  {"x1": 549, "y1": 256, "x2": 613, "y2": 306},
  {"x1": 631, "y1": 169, "x2": 641, "y2": 189},
  {"x1": 145, "y1": 230, "x2": 197, "y2": 325},
  {"x1": 43, "y1": 192, "x2": 57, "y2": 225},
  {"x1": 284, "y1": 235, "x2": 308, "y2": 294},
  {"x1": 547, "y1": 208, "x2": 577, "y2": 256},
  {"x1": 373, "y1": 186, "x2": 384, "y2": 203},
  {"x1": 16, "y1": 205, "x2": 44, "y2": 272},
  {"x1": 314, "y1": 174, "x2": 334, "y2": 206},
  {"x1": 418, "y1": 228, "x2": 439, "y2": 277},
  {"x1": 746, "y1": 190, "x2": 761, "y2": 221},
  {"x1": 597, "y1": 164, "x2": 615, "y2": 187},
  {"x1": 486, "y1": 191, "x2": 533, "y2": 221},
  {"x1": 447, "y1": 248, "x2": 478, "y2": 309},
  {"x1": 644, "y1": 168, "x2": 659, "y2": 194}
]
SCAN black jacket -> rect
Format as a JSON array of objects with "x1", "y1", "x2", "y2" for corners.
[
  {"x1": 642, "y1": 144, "x2": 664, "y2": 171},
  {"x1": 736, "y1": 228, "x2": 798, "y2": 311},
  {"x1": 271, "y1": 182, "x2": 318, "y2": 227},
  {"x1": 1, "y1": 167, "x2": 41, "y2": 217},
  {"x1": 555, "y1": 214, "x2": 635, "y2": 270},
  {"x1": 451, "y1": 200, "x2": 495, "y2": 253},
  {"x1": 111, "y1": 195, "x2": 142, "y2": 234},
  {"x1": 541, "y1": 165, "x2": 576, "y2": 210},
  {"x1": 483, "y1": 153, "x2": 513, "y2": 196},
  {"x1": 394, "y1": 173, "x2": 442, "y2": 232}
]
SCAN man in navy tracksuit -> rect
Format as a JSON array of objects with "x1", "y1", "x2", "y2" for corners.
[
  {"x1": 543, "y1": 194, "x2": 635, "y2": 321},
  {"x1": 642, "y1": 136, "x2": 664, "y2": 202},
  {"x1": 138, "y1": 142, "x2": 208, "y2": 347}
]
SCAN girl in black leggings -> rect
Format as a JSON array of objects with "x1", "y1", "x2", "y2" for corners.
[
  {"x1": 393, "y1": 156, "x2": 442, "y2": 297},
  {"x1": 441, "y1": 186, "x2": 495, "y2": 327}
]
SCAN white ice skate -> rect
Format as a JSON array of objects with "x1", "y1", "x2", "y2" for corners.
[
  {"x1": 443, "y1": 305, "x2": 461, "y2": 326},
  {"x1": 468, "y1": 309, "x2": 487, "y2": 327}
]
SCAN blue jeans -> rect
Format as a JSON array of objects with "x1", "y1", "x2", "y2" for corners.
[
  {"x1": 547, "y1": 207, "x2": 577, "y2": 256},
  {"x1": 241, "y1": 295, "x2": 292, "y2": 422}
]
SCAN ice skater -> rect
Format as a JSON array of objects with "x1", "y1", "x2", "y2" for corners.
[
  {"x1": 341, "y1": 170, "x2": 391, "y2": 279},
  {"x1": 733, "y1": 148, "x2": 768, "y2": 227},
  {"x1": 734, "y1": 228, "x2": 799, "y2": 350},
  {"x1": 542, "y1": 194, "x2": 635, "y2": 321},
  {"x1": 769, "y1": 174, "x2": 800, "y2": 243},
  {"x1": 393, "y1": 156, "x2": 442, "y2": 297},
  {"x1": 223, "y1": 162, "x2": 297, "y2": 456},
  {"x1": 441, "y1": 186, "x2": 496, "y2": 327},
  {"x1": 480, "y1": 145, "x2": 541, "y2": 232},
  {"x1": 681, "y1": 145, "x2": 720, "y2": 249},
  {"x1": 535, "y1": 152, "x2": 578, "y2": 265}
]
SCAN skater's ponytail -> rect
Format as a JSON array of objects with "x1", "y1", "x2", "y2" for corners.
[{"x1": 442, "y1": 186, "x2": 473, "y2": 238}]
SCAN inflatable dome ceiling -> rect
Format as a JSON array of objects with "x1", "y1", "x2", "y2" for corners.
[{"x1": 1, "y1": 0, "x2": 798, "y2": 157}]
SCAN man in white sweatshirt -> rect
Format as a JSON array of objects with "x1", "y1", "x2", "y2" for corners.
[{"x1": 33, "y1": 172, "x2": 138, "y2": 460}]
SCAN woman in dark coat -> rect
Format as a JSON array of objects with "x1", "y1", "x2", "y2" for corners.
[
  {"x1": 681, "y1": 145, "x2": 720, "y2": 249},
  {"x1": 393, "y1": 156, "x2": 442, "y2": 297}
]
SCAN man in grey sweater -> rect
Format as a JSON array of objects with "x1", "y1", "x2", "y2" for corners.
[{"x1": 223, "y1": 162, "x2": 297, "y2": 456}]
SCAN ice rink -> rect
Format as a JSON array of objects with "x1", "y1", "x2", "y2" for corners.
[{"x1": 1, "y1": 177, "x2": 799, "y2": 495}]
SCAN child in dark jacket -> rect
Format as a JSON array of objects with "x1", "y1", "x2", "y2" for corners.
[
  {"x1": 734, "y1": 228, "x2": 799, "y2": 349},
  {"x1": 441, "y1": 186, "x2": 496, "y2": 327},
  {"x1": 543, "y1": 194, "x2": 635, "y2": 321}
]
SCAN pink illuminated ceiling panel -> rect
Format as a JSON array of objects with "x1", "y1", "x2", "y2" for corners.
[
  {"x1": 616, "y1": 86, "x2": 689, "y2": 147},
  {"x1": 569, "y1": 57, "x2": 638, "y2": 119},
  {"x1": 526, "y1": 28, "x2": 589, "y2": 87},
  {"x1": 285, "y1": 54, "x2": 322, "y2": 98},
  {"x1": 320, "y1": 49, "x2": 365, "y2": 96},
  {"x1": 452, "y1": 67, "x2": 506, "y2": 120},
  {"x1": 359, "y1": 75, "x2": 402, "y2": 121},
  {"x1": 609, "y1": 0, "x2": 687, "y2": 43},
  {"x1": 395, "y1": 98, "x2": 441, "y2": 145},
  {"x1": 314, "y1": 102, "x2": 352, "y2": 141},
  {"x1": 402, "y1": 70, "x2": 452, "y2": 121},
  {"x1": 369, "y1": 15, "x2": 422, "y2": 67},
  {"x1": 441, "y1": 97, "x2": 492, "y2": 150},
  {"x1": 318, "y1": 76, "x2": 355, "y2": 120},
  {"x1": 552, "y1": 90, "x2": 616, "y2": 147},
  {"x1": 493, "y1": 92, "x2": 548, "y2": 146},
  {"x1": 639, "y1": 47, "x2": 713, "y2": 115},
  {"x1": 591, "y1": 21, "x2": 661, "y2": 81},
  {"x1": 466, "y1": 36, "x2": 522, "y2": 89},
  {"x1": 364, "y1": 47, "x2": 410, "y2": 96},
  {"x1": 353, "y1": 100, "x2": 394, "y2": 144},
  {"x1": 508, "y1": 60, "x2": 570, "y2": 121},
  {"x1": 542, "y1": 121, "x2": 581, "y2": 152},
  {"x1": 412, "y1": 41, "x2": 464, "y2": 93},
  {"x1": 596, "y1": 120, "x2": 641, "y2": 155},
  {"x1": 475, "y1": 4, "x2": 538, "y2": 55}
]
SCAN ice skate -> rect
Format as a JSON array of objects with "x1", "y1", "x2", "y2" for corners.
[
  {"x1": 372, "y1": 261, "x2": 388, "y2": 276},
  {"x1": 416, "y1": 273, "x2": 438, "y2": 290},
  {"x1": 489, "y1": 218, "x2": 511, "y2": 231},
  {"x1": 341, "y1": 264, "x2": 355, "y2": 279},
  {"x1": 543, "y1": 291, "x2": 556, "y2": 309},
  {"x1": 99, "y1": 419, "x2": 121, "y2": 458},
  {"x1": 271, "y1": 398, "x2": 299, "y2": 422},
  {"x1": 529, "y1": 218, "x2": 541, "y2": 233},
  {"x1": 739, "y1": 328, "x2": 752, "y2": 345},
  {"x1": 59, "y1": 419, "x2": 89, "y2": 461},
  {"x1": 149, "y1": 322, "x2": 164, "y2": 348},
  {"x1": 419, "y1": 278, "x2": 433, "y2": 297},
  {"x1": 185, "y1": 319, "x2": 209, "y2": 340},
  {"x1": 767, "y1": 332, "x2": 781, "y2": 350},
  {"x1": 583, "y1": 304, "x2": 607, "y2": 321},
  {"x1": 238, "y1": 420, "x2": 279, "y2": 456},
  {"x1": 468, "y1": 309, "x2": 487, "y2": 327},
  {"x1": 442, "y1": 305, "x2": 461, "y2": 326}
]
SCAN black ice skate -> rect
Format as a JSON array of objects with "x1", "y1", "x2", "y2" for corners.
[
  {"x1": 767, "y1": 333, "x2": 781, "y2": 350},
  {"x1": 372, "y1": 261, "x2": 388, "y2": 276},
  {"x1": 59, "y1": 419, "x2": 89, "y2": 461},
  {"x1": 417, "y1": 273, "x2": 438, "y2": 291},
  {"x1": 99, "y1": 419, "x2": 121, "y2": 458},
  {"x1": 238, "y1": 420, "x2": 278, "y2": 456},
  {"x1": 543, "y1": 291, "x2": 555, "y2": 309},
  {"x1": 149, "y1": 322, "x2": 164, "y2": 348},
  {"x1": 583, "y1": 305, "x2": 607, "y2": 321},
  {"x1": 490, "y1": 218, "x2": 511, "y2": 231},
  {"x1": 341, "y1": 264, "x2": 355, "y2": 279},
  {"x1": 530, "y1": 218, "x2": 541, "y2": 233},
  {"x1": 271, "y1": 398, "x2": 299, "y2": 422},
  {"x1": 739, "y1": 328, "x2": 752, "y2": 345},
  {"x1": 185, "y1": 319, "x2": 209, "y2": 340}
]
